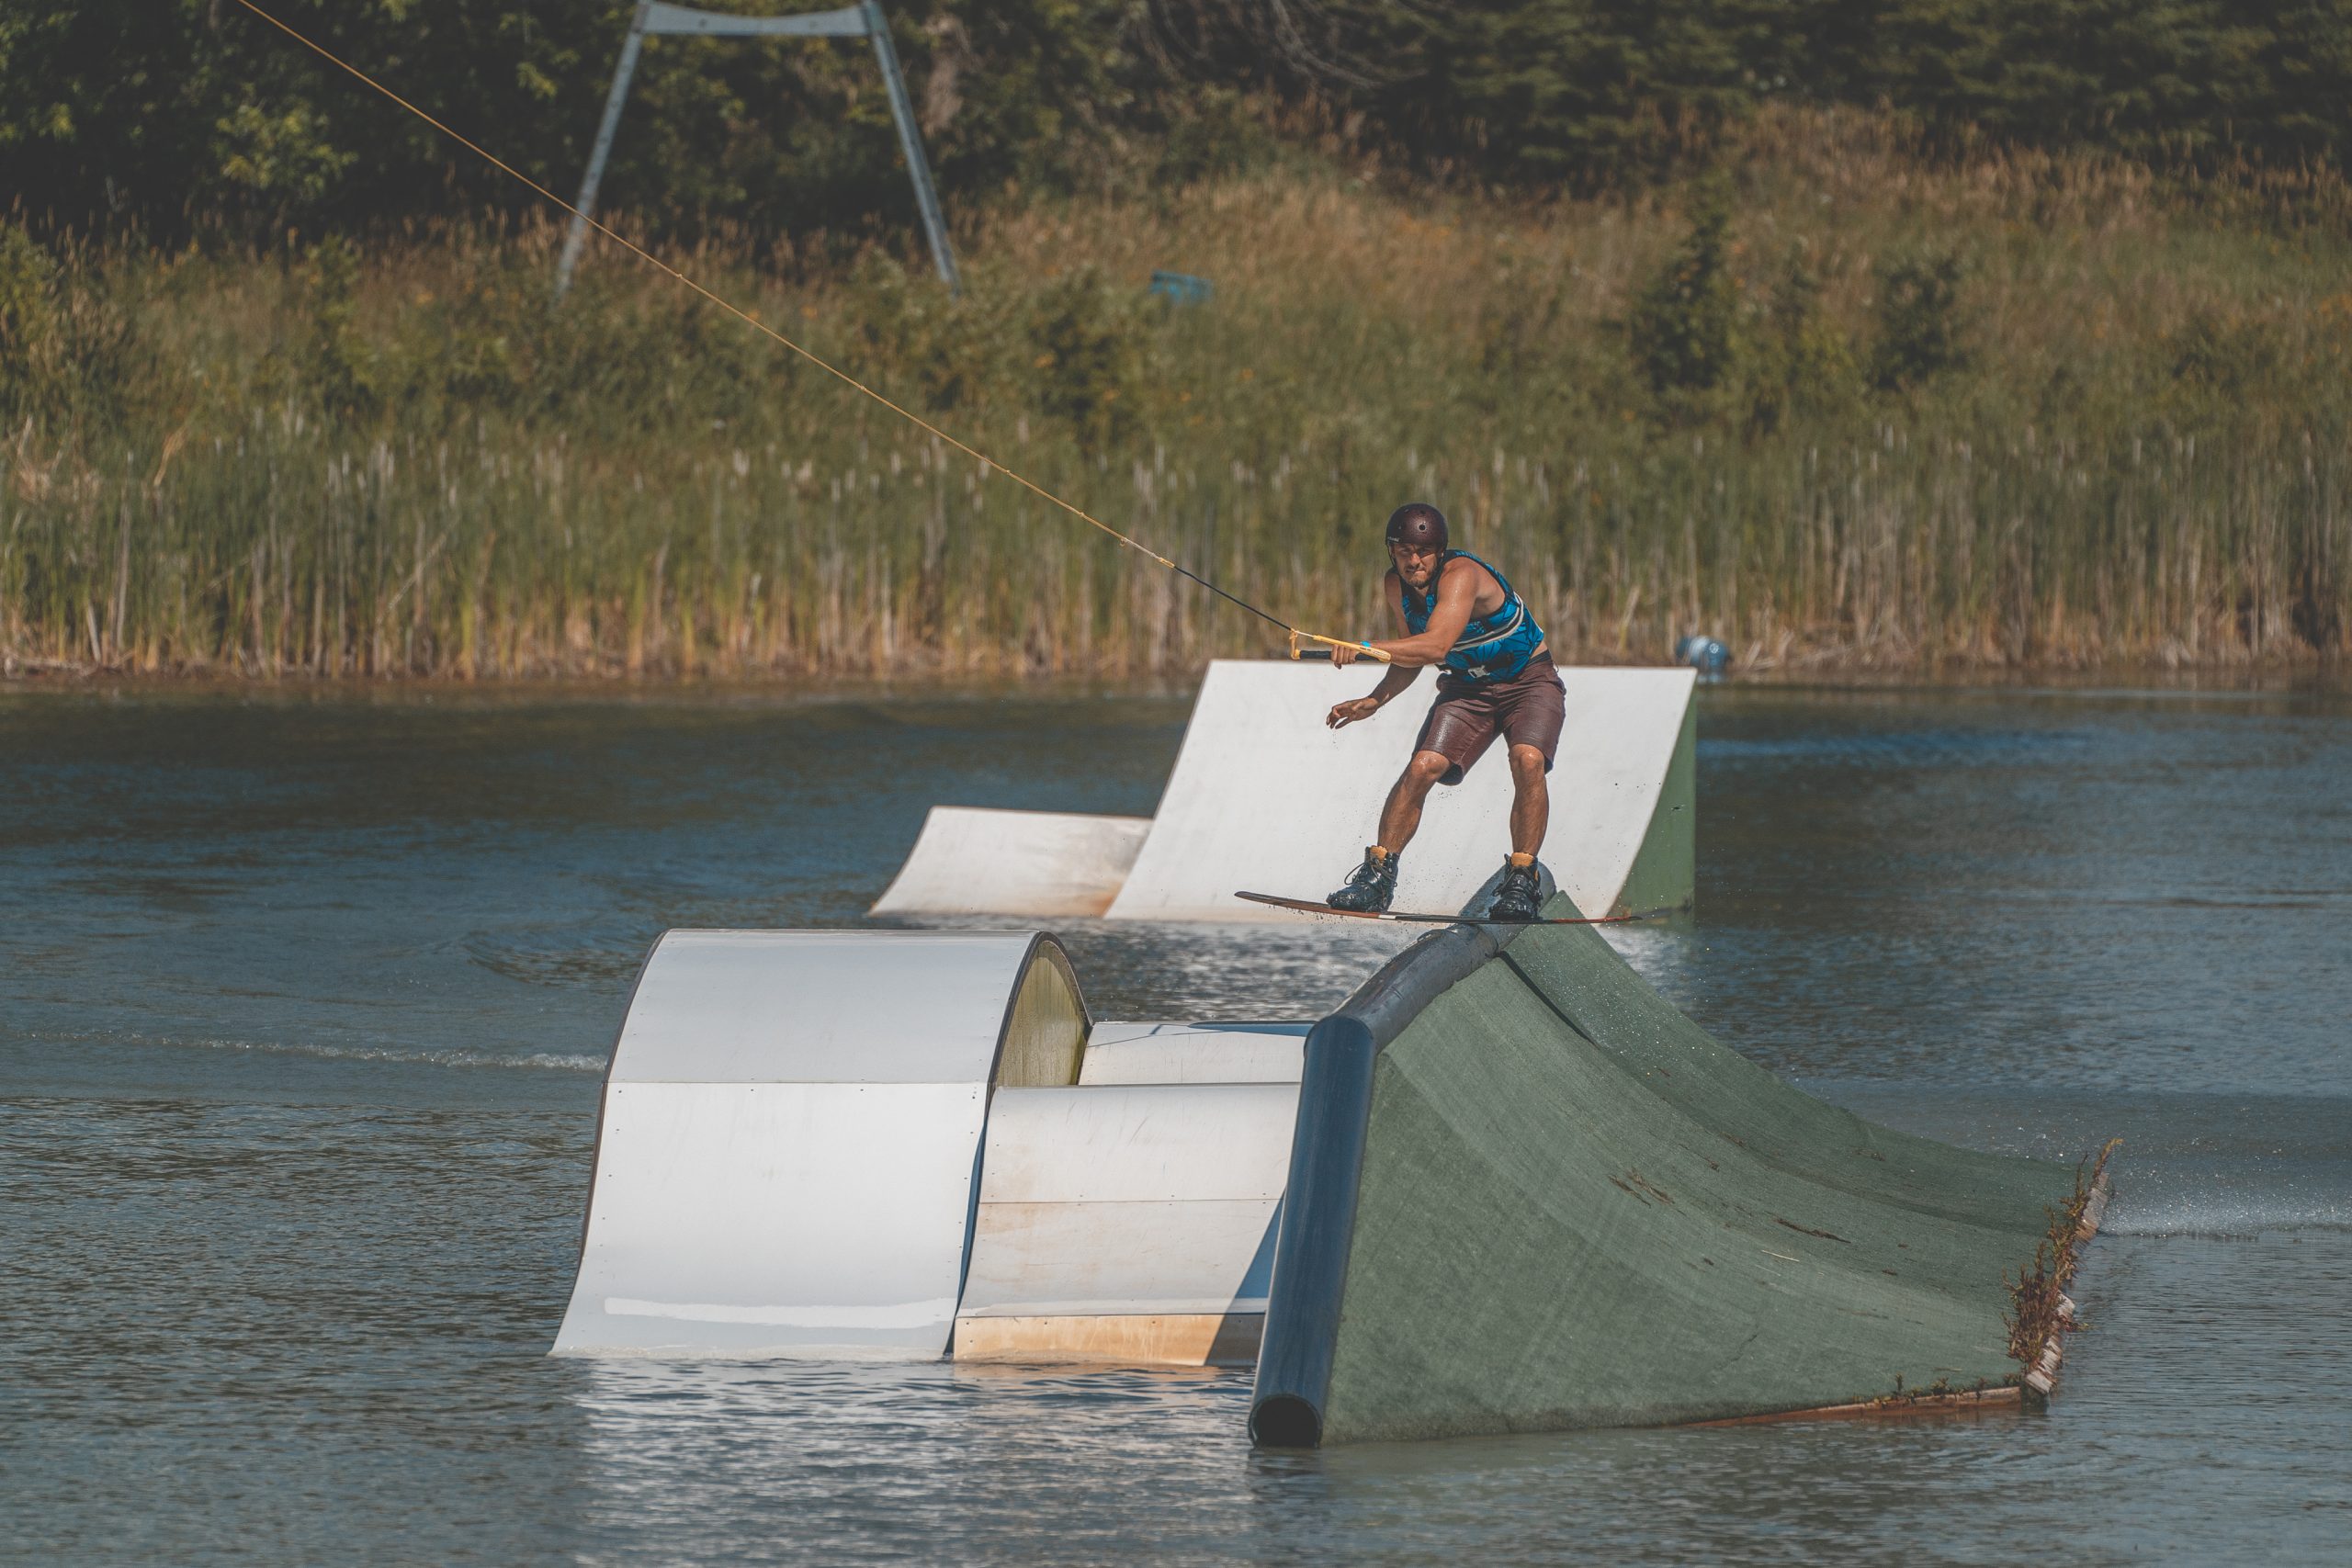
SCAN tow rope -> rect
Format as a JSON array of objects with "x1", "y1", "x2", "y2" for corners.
[{"x1": 228, "y1": 0, "x2": 1391, "y2": 665}]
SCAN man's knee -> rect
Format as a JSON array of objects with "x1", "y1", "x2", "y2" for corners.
[
  {"x1": 1403, "y1": 750, "x2": 1452, "y2": 788},
  {"x1": 1507, "y1": 745, "x2": 1548, "y2": 782}
]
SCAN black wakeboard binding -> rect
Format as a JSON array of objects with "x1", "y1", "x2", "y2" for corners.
[
  {"x1": 1326, "y1": 848, "x2": 1398, "y2": 913},
  {"x1": 1487, "y1": 858, "x2": 1544, "y2": 922}
]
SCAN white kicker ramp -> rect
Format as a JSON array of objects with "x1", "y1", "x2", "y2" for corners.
[
  {"x1": 552, "y1": 930, "x2": 1088, "y2": 1359},
  {"x1": 871, "y1": 807, "x2": 1150, "y2": 918},
  {"x1": 954, "y1": 1082, "x2": 1299, "y2": 1366},
  {"x1": 872, "y1": 660, "x2": 1698, "y2": 923}
]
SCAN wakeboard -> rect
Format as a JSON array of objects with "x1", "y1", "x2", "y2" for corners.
[{"x1": 1234, "y1": 891, "x2": 1660, "y2": 926}]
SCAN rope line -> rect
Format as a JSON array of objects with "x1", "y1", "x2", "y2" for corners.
[{"x1": 229, "y1": 0, "x2": 1340, "y2": 646}]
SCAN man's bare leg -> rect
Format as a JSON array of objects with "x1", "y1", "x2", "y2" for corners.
[
  {"x1": 1376, "y1": 750, "x2": 1454, "y2": 852},
  {"x1": 1506, "y1": 744, "x2": 1549, "y2": 857},
  {"x1": 1328, "y1": 750, "x2": 1451, "y2": 911},
  {"x1": 1479, "y1": 744, "x2": 1553, "y2": 920}
]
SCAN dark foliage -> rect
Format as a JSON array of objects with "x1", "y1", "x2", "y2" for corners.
[
  {"x1": 1629, "y1": 182, "x2": 1740, "y2": 408},
  {"x1": 5, "y1": 0, "x2": 2350, "y2": 243},
  {"x1": 1151, "y1": 1, "x2": 2352, "y2": 186},
  {"x1": 1868, "y1": 249, "x2": 1969, "y2": 392},
  {"x1": 0, "y1": 0, "x2": 1125, "y2": 242}
]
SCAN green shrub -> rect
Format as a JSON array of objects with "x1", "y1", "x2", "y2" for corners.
[
  {"x1": 2165, "y1": 307, "x2": 2285, "y2": 399},
  {"x1": 1744, "y1": 246, "x2": 1857, "y2": 434},
  {"x1": 0, "y1": 222, "x2": 151, "y2": 434},
  {"x1": 296, "y1": 236, "x2": 378, "y2": 422},
  {"x1": 0, "y1": 223, "x2": 61, "y2": 420},
  {"x1": 1027, "y1": 266, "x2": 1143, "y2": 457},
  {"x1": 1869, "y1": 250, "x2": 1969, "y2": 393},
  {"x1": 847, "y1": 254, "x2": 1010, "y2": 415},
  {"x1": 1629, "y1": 188, "x2": 1740, "y2": 415}
]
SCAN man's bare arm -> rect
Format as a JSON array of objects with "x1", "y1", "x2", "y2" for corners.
[
  {"x1": 1327, "y1": 573, "x2": 1424, "y2": 728},
  {"x1": 1367, "y1": 558, "x2": 1477, "y2": 667}
]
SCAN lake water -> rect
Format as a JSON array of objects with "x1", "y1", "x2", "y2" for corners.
[{"x1": 5, "y1": 678, "x2": 2348, "y2": 1565}]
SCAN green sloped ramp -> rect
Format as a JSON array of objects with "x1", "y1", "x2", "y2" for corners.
[{"x1": 1252, "y1": 897, "x2": 2093, "y2": 1446}]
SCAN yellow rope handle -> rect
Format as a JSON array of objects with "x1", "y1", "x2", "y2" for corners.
[{"x1": 1287, "y1": 630, "x2": 1395, "y2": 663}]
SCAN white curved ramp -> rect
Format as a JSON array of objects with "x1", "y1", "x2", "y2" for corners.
[
  {"x1": 553, "y1": 930, "x2": 1088, "y2": 1359},
  {"x1": 1105, "y1": 661, "x2": 1696, "y2": 921},
  {"x1": 871, "y1": 807, "x2": 1150, "y2": 919},
  {"x1": 953, "y1": 1083, "x2": 1299, "y2": 1365}
]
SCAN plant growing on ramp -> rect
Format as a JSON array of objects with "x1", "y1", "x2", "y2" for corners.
[{"x1": 2004, "y1": 1138, "x2": 2121, "y2": 1394}]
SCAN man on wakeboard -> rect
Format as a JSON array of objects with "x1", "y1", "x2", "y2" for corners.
[{"x1": 1323, "y1": 502, "x2": 1565, "y2": 921}]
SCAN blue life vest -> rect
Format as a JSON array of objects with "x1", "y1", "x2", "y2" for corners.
[{"x1": 1398, "y1": 548, "x2": 1546, "y2": 684}]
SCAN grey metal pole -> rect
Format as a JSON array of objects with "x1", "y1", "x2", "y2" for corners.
[
  {"x1": 557, "y1": 0, "x2": 654, "y2": 298},
  {"x1": 860, "y1": 0, "x2": 960, "y2": 294}
]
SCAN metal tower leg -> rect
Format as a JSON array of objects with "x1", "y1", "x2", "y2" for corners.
[
  {"x1": 862, "y1": 0, "x2": 961, "y2": 295},
  {"x1": 557, "y1": 0, "x2": 653, "y2": 298}
]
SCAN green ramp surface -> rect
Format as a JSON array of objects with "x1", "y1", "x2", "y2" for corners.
[{"x1": 1251, "y1": 895, "x2": 2092, "y2": 1446}]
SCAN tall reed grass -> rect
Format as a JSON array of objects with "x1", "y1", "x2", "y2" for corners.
[{"x1": 5, "y1": 111, "x2": 2346, "y2": 680}]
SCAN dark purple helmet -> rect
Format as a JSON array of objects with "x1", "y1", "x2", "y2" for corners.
[{"x1": 1385, "y1": 502, "x2": 1448, "y2": 552}]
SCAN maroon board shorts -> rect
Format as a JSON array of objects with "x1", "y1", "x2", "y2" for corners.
[{"x1": 1414, "y1": 652, "x2": 1567, "y2": 786}]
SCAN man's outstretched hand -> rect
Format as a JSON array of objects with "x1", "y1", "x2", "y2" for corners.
[{"x1": 1328, "y1": 697, "x2": 1380, "y2": 729}]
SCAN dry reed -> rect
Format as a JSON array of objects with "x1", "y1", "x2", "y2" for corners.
[{"x1": 4, "y1": 111, "x2": 2346, "y2": 681}]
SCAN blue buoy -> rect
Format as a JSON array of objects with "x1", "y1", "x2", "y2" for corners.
[
  {"x1": 1148, "y1": 270, "x2": 1214, "y2": 306},
  {"x1": 1675, "y1": 635, "x2": 1731, "y2": 679}
]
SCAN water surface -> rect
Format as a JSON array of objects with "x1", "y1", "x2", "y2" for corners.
[{"x1": 4, "y1": 679, "x2": 2347, "y2": 1564}]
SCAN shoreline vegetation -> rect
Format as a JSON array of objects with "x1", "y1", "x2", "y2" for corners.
[{"x1": 5, "y1": 111, "x2": 2347, "y2": 682}]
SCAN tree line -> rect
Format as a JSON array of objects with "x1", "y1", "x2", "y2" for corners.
[{"x1": 6, "y1": 0, "x2": 2351, "y2": 244}]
